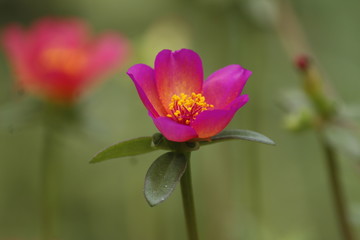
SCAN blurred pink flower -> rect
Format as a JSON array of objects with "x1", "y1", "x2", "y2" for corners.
[
  {"x1": 2, "y1": 17, "x2": 130, "y2": 103},
  {"x1": 128, "y1": 49, "x2": 251, "y2": 142}
]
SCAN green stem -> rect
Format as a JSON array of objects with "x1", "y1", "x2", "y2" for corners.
[
  {"x1": 319, "y1": 135, "x2": 353, "y2": 240},
  {"x1": 180, "y1": 153, "x2": 199, "y2": 240},
  {"x1": 41, "y1": 111, "x2": 59, "y2": 240}
]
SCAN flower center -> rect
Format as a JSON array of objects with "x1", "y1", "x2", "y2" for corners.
[
  {"x1": 166, "y1": 92, "x2": 214, "y2": 125},
  {"x1": 41, "y1": 48, "x2": 88, "y2": 75}
]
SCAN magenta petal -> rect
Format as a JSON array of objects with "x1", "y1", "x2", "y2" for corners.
[
  {"x1": 191, "y1": 95, "x2": 249, "y2": 139},
  {"x1": 2, "y1": 25, "x2": 36, "y2": 86},
  {"x1": 85, "y1": 33, "x2": 130, "y2": 80},
  {"x1": 155, "y1": 49, "x2": 203, "y2": 107},
  {"x1": 2, "y1": 25, "x2": 27, "y2": 62},
  {"x1": 203, "y1": 64, "x2": 251, "y2": 109},
  {"x1": 30, "y1": 18, "x2": 89, "y2": 49},
  {"x1": 127, "y1": 64, "x2": 167, "y2": 117},
  {"x1": 153, "y1": 117, "x2": 198, "y2": 142}
]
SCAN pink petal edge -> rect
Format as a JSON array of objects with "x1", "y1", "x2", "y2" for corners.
[
  {"x1": 127, "y1": 64, "x2": 166, "y2": 118},
  {"x1": 153, "y1": 117, "x2": 198, "y2": 142},
  {"x1": 191, "y1": 95, "x2": 249, "y2": 139},
  {"x1": 2, "y1": 25, "x2": 27, "y2": 62},
  {"x1": 29, "y1": 18, "x2": 89, "y2": 49},
  {"x1": 203, "y1": 64, "x2": 252, "y2": 109},
  {"x1": 85, "y1": 33, "x2": 131, "y2": 80}
]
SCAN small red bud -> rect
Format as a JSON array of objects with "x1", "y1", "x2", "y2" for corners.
[{"x1": 295, "y1": 55, "x2": 310, "y2": 71}]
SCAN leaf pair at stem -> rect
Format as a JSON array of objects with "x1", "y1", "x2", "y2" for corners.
[{"x1": 90, "y1": 129, "x2": 275, "y2": 206}]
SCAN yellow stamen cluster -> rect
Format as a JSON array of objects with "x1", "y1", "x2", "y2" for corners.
[
  {"x1": 41, "y1": 48, "x2": 87, "y2": 75},
  {"x1": 166, "y1": 92, "x2": 214, "y2": 125}
]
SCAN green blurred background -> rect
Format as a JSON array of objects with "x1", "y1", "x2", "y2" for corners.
[{"x1": 0, "y1": 0, "x2": 360, "y2": 239}]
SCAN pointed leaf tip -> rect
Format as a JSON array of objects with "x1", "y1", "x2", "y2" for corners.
[
  {"x1": 144, "y1": 152, "x2": 188, "y2": 207},
  {"x1": 90, "y1": 137, "x2": 157, "y2": 163},
  {"x1": 200, "y1": 129, "x2": 275, "y2": 146}
]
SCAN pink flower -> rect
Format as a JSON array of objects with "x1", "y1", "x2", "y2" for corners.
[
  {"x1": 127, "y1": 49, "x2": 251, "y2": 142},
  {"x1": 2, "y1": 18, "x2": 130, "y2": 103}
]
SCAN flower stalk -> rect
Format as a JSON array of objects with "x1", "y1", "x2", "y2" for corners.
[
  {"x1": 291, "y1": 53, "x2": 354, "y2": 239},
  {"x1": 180, "y1": 152, "x2": 199, "y2": 240},
  {"x1": 300, "y1": 59, "x2": 353, "y2": 240},
  {"x1": 319, "y1": 134, "x2": 354, "y2": 240},
  {"x1": 41, "y1": 109, "x2": 59, "y2": 240}
]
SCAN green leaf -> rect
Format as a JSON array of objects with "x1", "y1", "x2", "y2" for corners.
[
  {"x1": 90, "y1": 137, "x2": 157, "y2": 163},
  {"x1": 144, "y1": 152, "x2": 188, "y2": 207},
  {"x1": 200, "y1": 129, "x2": 275, "y2": 146}
]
